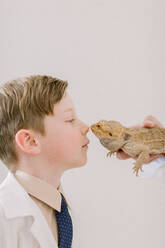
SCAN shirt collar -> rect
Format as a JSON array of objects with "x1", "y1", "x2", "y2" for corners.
[{"x1": 14, "y1": 170, "x2": 63, "y2": 212}]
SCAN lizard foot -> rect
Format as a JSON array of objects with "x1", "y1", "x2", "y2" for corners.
[
  {"x1": 132, "y1": 162, "x2": 143, "y2": 176},
  {"x1": 107, "y1": 151, "x2": 116, "y2": 157}
]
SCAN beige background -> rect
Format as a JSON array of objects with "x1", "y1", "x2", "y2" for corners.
[{"x1": 0, "y1": 0, "x2": 165, "y2": 247}]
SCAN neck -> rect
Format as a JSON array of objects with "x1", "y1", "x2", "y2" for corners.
[{"x1": 16, "y1": 158, "x2": 64, "y2": 189}]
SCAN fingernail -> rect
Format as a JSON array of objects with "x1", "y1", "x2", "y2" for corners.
[{"x1": 143, "y1": 120, "x2": 153, "y2": 126}]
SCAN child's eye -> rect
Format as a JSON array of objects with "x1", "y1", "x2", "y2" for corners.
[{"x1": 67, "y1": 119, "x2": 75, "y2": 123}]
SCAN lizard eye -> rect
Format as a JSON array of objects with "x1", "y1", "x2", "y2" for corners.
[
  {"x1": 97, "y1": 124, "x2": 101, "y2": 128},
  {"x1": 109, "y1": 132, "x2": 112, "y2": 136}
]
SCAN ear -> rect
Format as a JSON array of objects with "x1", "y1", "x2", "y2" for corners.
[{"x1": 15, "y1": 129, "x2": 41, "y2": 154}]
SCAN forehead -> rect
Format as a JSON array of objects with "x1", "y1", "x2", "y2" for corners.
[{"x1": 53, "y1": 93, "x2": 75, "y2": 115}]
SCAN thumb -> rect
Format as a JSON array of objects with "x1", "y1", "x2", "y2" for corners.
[{"x1": 142, "y1": 120, "x2": 154, "y2": 128}]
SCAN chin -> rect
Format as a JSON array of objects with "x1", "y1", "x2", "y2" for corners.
[
  {"x1": 78, "y1": 158, "x2": 88, "y2": 167},
  {"x1": 64, "y1": 154, "x2": 88, "y2": 170},
  {"x1": 71, "y1": 158, "x2": 87, "y2": 169}
]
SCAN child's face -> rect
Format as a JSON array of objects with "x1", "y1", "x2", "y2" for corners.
[{"x1": 39, "y1": 92, "x2": 90, "y2": 171}]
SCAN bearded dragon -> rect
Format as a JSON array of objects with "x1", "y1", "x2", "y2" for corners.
[{"x1": 91, "y1": 120, "x2": 165, "y2": 176}]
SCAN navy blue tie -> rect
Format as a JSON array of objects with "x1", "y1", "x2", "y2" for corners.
[{"x1": 55, "y1": 194, "x2": 73, "y2": 248}]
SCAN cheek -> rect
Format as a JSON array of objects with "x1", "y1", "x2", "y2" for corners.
[
  {"x1": 40, "y1": 128, "x2": 81, "y2": 160},
  {"x1": 61, "y1": 134, "x2": 81, "y2": 150},
  {"x1": 58, "y1": 132, "x2": 82, "y2": 156}
]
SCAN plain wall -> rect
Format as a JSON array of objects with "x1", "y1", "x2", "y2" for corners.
[{"x1": 0, "y1": 0, "x2": 165, "y2": 247}]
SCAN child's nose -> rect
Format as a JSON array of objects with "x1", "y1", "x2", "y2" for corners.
[{"x1": 81, "y1": 122, "x2": 89, "y2": 135}]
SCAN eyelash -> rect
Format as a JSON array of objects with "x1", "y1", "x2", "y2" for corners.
[{"x1": 68, "y1": 119, "x2": 75, "y2": 123}]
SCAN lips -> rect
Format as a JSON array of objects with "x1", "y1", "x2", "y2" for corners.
[{"x1": 82, "y1": 140, "x2": 90, "y2": 147}]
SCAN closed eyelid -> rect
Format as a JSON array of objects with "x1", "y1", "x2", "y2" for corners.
[{"x1": 65, "y1": 118, "x2": 76, "y2": 123}]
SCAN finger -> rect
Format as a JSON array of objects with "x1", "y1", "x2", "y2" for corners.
[
  {"x1": 143, "y1": 115, "x2": 163, "y2": 128},
  {"x1": 143, "y1": 154, "x2": 164, "y2": 164},
  {"x1": 143, "y1": 115, "x2": 157, "y2": 122},
  {"x1": 142, "y1": 120, "x2": 154, "y2": 128},
  {"x1": 116, "y1": 150, "x2": 131, "y2": 160}
]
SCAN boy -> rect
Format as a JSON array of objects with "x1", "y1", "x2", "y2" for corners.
[{"x1": 0, "y1": 75, "x2": 89, "y2": 248}]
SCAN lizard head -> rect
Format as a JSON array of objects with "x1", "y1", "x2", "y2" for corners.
[
  {"x1": 90, "y1": 120, "x2": 125, "y2": 140},
  {"x1": 90, "y1": 120, "x2": 127, "y2": 152}
]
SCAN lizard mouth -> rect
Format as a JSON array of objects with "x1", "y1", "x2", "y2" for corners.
[{"x1": 90, "y1": 125, "x2": 103, "y2": 138}]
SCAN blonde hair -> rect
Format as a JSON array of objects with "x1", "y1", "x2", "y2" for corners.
[{"x1": 0, "y1": 75, "x2": 68, "y2": 172}]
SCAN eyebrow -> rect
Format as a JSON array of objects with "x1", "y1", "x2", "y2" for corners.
[{"x1": 64, "y1": 108, "x2": 74, "y2": 112}]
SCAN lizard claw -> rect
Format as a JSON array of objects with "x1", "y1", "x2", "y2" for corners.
[
  {"x1": 132, "y1": 163, "x2": 143, "y2": 176},
  {"x1": 107, "y1": 151, "x2": 115, "y2": 157},
  {"x1": 107, "y1": 152, "x2": 111, "y2": 157},
  {"x1": 132, "y1": 167, "x2": 139, "y2": 176}
]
